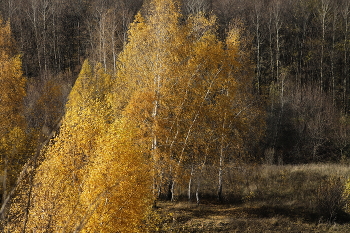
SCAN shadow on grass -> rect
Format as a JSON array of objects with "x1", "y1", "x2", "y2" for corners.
[
  {"x1": 168, "y1": 202, "x2": 350, "y2": 225},
  {"x1": 246, "y1": 205, "x2": 350, "y2": 224}
]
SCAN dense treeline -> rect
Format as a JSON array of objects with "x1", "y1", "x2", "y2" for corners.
[
  {"x1": 212, "y1": 0, "x2": 350, "y2": 163},
  {"x1": 1, "y1": 0, "x2": 350, "y2": 163},
  {"x1": 3, "y1": 0, "x2": 350, "y2": 101},
  {"x1": 208, "y1": 0, "x2": 350, "y2": 163},
  {"x1": 0, "y1": 0, "x2": 143, "y2": 76},
  {"x1": 2, "y1": 0, "x2": 350, "y2": 231}
]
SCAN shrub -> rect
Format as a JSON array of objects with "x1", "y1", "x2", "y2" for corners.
[
  {"x1": 343, "y1": 178, "x2": 350, "y2": 213},
  {"x1": 316, "y1": 176, "x2": 345, "y2": 222}
]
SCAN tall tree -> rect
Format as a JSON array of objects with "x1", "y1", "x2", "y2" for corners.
[
  {"x1": 118, "y1": 0, "x2": 265, "y2": 201},
  {"x1": 23, "y1": 61, "x2": 110, "y2": 231},
  {"x1": 341, "y1": 0, "x2": 350, "y2": 111},
  {"x1": 317, "y1": 0, "x2": 331, "y2": 91},
  {"x1": 0, "y1": 17, "x2": 27, "y2": 211},
  {"x1": 19, "y1": 59, "x2": 153, "y2": 232}
]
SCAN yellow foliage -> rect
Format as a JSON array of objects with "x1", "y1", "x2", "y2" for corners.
[
  {"x1": 25, "y1": 59, "x2": 154, "y2": 232},
  {"x1": 80, "y1": 119, "x2": 153, "y2": 232},
  {"x1": 0, "y1": 17, "x2": 27, "y2": 204},
  {"x1": 115, "y1": 0, "x2": 266, "y2": 200},
  {"x1": 343, "y1": 178, "x2": 350, "y2": 213},
  {"x1": 24, "y1": 61, "x2": 109, "y2": 231},
  {"x1": 15, "y1": 0, "x2": 265, "y2": 230}
]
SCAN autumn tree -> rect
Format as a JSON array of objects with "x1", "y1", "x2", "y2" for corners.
[
  {"x1": 22, "y1": 60, "x2": 110, "y2": 231},
  {"x1": 117, "y1": 0, "x2": 188, "y2": 200},
  {"x1": 78, "y1": 118, "x2": 153, "y2": 232},
  {"x1": 17, "y1": 60, "x2": 153, "y2": 232},
  {"x1": 0, "y1": 17, "x2": 27, "y2": 211},
  {"x1": 118, "y1": 0, "x2": 265, "y2": 202}
]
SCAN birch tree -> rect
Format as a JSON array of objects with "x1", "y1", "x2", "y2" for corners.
[
  {"x1": 317, "y1": 0, "x2": 331, "y2": 91},
  {"x1": 23, "y1": 61, "x2": 110, "y2": 231},
  {"x1": 0, "y1": 17, "x2": 27, "y2": 210},
  {"x1": 118, "y1": 0, "x2": 265, "y2": 202}
]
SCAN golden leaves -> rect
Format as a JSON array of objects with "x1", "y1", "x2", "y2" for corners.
[
  {"x1": 21, "y1": 0, "x2": 265, "y2": 231},
  {"x1": 80, "y1": 119, "x2": 153, "y2": 232},
  {"x1": 0, "y1": 17, "x2": 27, "y2": 203},
  {"x1": 26, "y1": 60, "x2": 154, "y2": 232}
]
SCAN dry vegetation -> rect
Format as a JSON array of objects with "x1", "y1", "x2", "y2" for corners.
[{"x1": 154, "y1": 163, "x2": 350, "y2": 232}]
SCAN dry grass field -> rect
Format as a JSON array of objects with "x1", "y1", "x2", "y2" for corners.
[{"x1": 153, "y1": 164, "x2": 350, "y2": 232}]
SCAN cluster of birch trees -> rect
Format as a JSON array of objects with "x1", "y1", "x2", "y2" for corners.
[
  {"x1": 0, "y1": 0, "x2": 264, "y2": 231},
  {"x1": 2, "y1": 0, "x2": 350, "y2": 231}
]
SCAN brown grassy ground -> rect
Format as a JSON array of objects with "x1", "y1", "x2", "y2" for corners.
[
  {"x1": 155, "y1": 201, "x2": 350, "y2": 232},
  {"x1": 154, "y1": 164, "x2": 350, "y2": 232}
]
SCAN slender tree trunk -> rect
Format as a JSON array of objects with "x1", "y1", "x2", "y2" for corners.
[
  {"x1": 171, "y1": 75, "x2": 220, "y2": 201},
  {"x1": 52, "y1": 9, "x2": 60, "y2": 71},
  {"x1": 217, "y1": 142, "x2": 224, "y2": 202},
  {"x1": 319, "y1": 0, "x2": 330, "y2": 92},
  {"x1": 170, "y1": 180, "x2": 175, "y2": 202},
  {"x1": 254, "y1": 4, "x2": 262, "y2": 94},
  {"x1": 196, "y1": 155, "x2": 207, "y2": 205},
  {"x1": 111, "y1": 26, "x2": 117, "y2": 74},
  {"x1": 188, "y1": 164, "x2": 194, "y2": 202},
  {"x1": 195, "y1": 182, "x2": 201, "y2": 205},
  {"x1": 345, "y1": 23, "x2": 348, "y2": 112},
  {"x1": 2, "y1": 155, "x2": 7, "y2": 211},
  {"x1": 217, "y1": 113, "x2": 226, "y2": 202},
  {"x1": 321, "y1": 17, "x2": 325, "y2": 91},
  {"x1": 343, "y1": 4, "x2": 349, "y2": 112},
  {"x1": 42, "y1": 0, "x2": 49, "y2": 75},
  {"x1": 274, "y1": 7, "x2": 281, "y2": 83},
  {"x1": 30, "y1": 1, "x2": 42, "y2": 74},
  {"x1": 152, "y1": 72, "x2": 160, "y2": 198},
  {"x1": 268, "y1": 12, "x2": 274, "y2": 82},
  {"x1": 299, "y1": 20, "x2": 307, "y2": 87},
  {"x1": 331, "y1": 9, "x2": 336, "y2": 105},
  {"x1": 98, "y1": 12, "x2": 107, "y2": 72}
]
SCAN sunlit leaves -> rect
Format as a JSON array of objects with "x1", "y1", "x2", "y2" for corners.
[
  {"x1": 118, "y1": 0, "x2": 265, "y2": 200},
  {"x1": 19, "y1": 0, "x2": 265, "y2": 231},
  {"x1": 0, "y1": 17, "x2": 27, "y2": 204},
  {"x1": 80, "y1": 119, "x2": 153, "y2": 232},
  {"x1": 26, "y1": 59, "x2": 154, "y2": 232}
]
